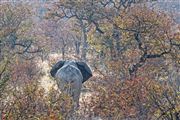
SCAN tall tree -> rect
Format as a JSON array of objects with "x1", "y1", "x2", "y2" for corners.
[
  {"x1": 48, "y1": 0, "x2": 146, "y2": 61},
  {"x1": 0, "y1": 3, "x2": 41, "y2": 94}
]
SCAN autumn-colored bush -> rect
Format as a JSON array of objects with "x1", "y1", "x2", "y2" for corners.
[
  {"x1": 1, "y1": 81, "x2": 75, "y2": 120},
  {"x1": 86, "y1": 75, "x2": 180, "y2": 120},
  {"x1": 0, "y1": 59, "x2": 76, "y2": 120}
]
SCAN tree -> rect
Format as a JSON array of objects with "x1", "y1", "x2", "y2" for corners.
[
  {"x1": 48, "y1": 0, "x2": 148, "y2": 61},
  {"x1": 85, "y1": 4, "x2": 180, "y2": 119},
  {"x1": 0, "y1": 3, "x2": 41, "y2": 96},
  {"x1": 89, "y1": 4, "x2": 179, "y2": 79}
]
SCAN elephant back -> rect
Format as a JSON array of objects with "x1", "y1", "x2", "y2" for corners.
[{"x1": 55, "y1": 64, "x2": 83, "y2": 83}]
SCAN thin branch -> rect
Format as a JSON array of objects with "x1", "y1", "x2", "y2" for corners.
[
  {"x1": 0, "y1": 60, "x2": 9, "y2": 79},
  {"x1": 129, "y1": 32, "x2": 171, "y2": 77}
]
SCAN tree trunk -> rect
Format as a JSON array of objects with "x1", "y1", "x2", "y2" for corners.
[
  {"x1": 79, "y1": 19, "x2": 88, "y2": 61},
  {"x1": 113, "y1": 25, "x2": 121, "y2": 58},
  {"x1": 61, "y1": 38, "x2": 66, "y2": 60},
  {"x1": 75, "y1": 41, "x2": 81, "y2": 55}
]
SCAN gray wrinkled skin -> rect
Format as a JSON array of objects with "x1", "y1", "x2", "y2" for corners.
[{"x1": 55, "y1": 61, "x2": 83, "y2": 107}]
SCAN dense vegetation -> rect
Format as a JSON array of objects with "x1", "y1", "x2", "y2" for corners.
[{"x1": 0, "y1": 0, "x2": 179, "y2": 120}]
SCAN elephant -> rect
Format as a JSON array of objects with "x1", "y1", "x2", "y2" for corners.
[{"x1": 50, "y1": 60, "x2": 92, "y2": 108}]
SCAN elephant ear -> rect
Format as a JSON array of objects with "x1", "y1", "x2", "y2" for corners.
[
  {"x1": 77, "y1": 62, "x2": 92, "y2": 83},
  {"x1": 50, "y1": 61, "x2": 65, "y2": 77}
]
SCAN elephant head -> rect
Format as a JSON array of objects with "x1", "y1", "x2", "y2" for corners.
[{"x1": 50, "y1": 60, "x2": 92, "y2": 83}]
